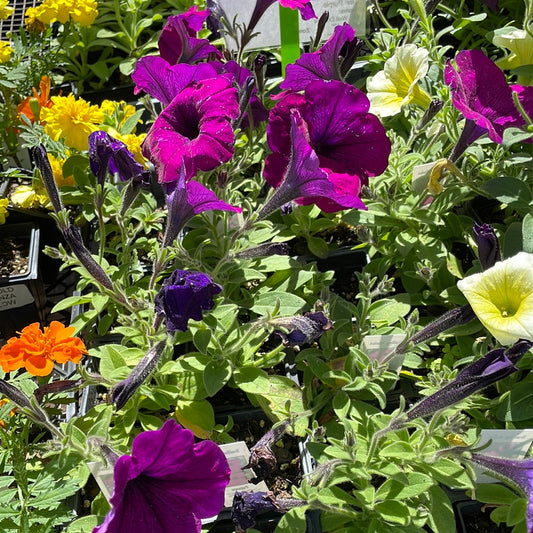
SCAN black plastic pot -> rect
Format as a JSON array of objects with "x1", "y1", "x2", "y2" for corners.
[{"x1": 0, "y1": 222, "x2": 46, "y2": 341}]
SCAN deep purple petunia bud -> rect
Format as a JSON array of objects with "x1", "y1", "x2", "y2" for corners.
[
  {"x1": 234, "y1": 243, "x2": 289, "y2": 259},
  {"x1": 395, "y1": 304, "x2": 476, "y2": 355},
  {"x1": 112, "y1": 340, "x2": 167, "y2": 410},
  {"x1": 270, "y1": 311, "x2": 333, "y2": 347},
  {"x1": 232, "y1": 491, "x2": 280, "y2": 532},
  {"x1": 473, "y1": 222, "x2": 501, "y2": 270},
  {"x1": 405, "y1": 340, "x2": 529, "y2": 422},
  {"x1": 89, "y1": 131, "x2": 145, "y2": 185},
  {"x1": 62, "y1": 225, "x2": 115, "y2": 292},
  {"x1": 232, "y1": 491, "x2": 306, "y2": 533},
  {"x1": 415, "y1": 98, "x2": 444, "y2": 132},
  {"x1": 245, "y1": 420, "x2": 290, "y2": 479},
  {"x1": 155, "y1": 270, "x2": 223, "y2": 332},
  {"x1": 33, "y1": 145, "x2": 63, "y2": 214}
]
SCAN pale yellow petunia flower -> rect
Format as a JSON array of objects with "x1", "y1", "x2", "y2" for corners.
[
  {"x1": 457, "y1": 252, "x2": 533, "y2": 345},
  {"x1": 367, "y1": 44, "x2": 432, "y2": 117},
  {"x1": 493, "y1": 27, "x2": 533, "y2": 85}
]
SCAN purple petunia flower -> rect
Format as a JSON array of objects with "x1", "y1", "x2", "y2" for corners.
[
  {"x1": 280, "y1": 23, "x2": 362, "y2": 92},
  {"x1": 444, "y1": 50, "x2": 533, "y2": 145},
  {"x1": 158, "y1": 6, "x2": 222, "y2": 65},
  {"x1": 467, "y1": 454, "x2": 533, "y2": 532},
  {"x1": 473, "y1": 222, "x2": 501, "y2": 270},
  {"x1": 162, "y1": 165, "x2": 241, "y2": 248},
  {"x1": 258, "y1": 110, "x2": 369, "y2": 219},
  {"x1": 92, "y1": 419, "x2": 231, "y2": 533},
  {"x1": 155, "y1": 270, "x2": 223, "y2": 332},
  {"x1": 404, "y1": 340, "x2": 532, "y2": 422},
  {"x1": 264, "y1": 79, "x2": 390, "y2": 212},
  {"x1": 89, "y1": 131, "x2": 147, "y2": 184},
  {"x1": 142, "y1": 76, "x2": 240, "y2": 183}
]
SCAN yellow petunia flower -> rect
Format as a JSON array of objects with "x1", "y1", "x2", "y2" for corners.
[
  {"x1": 493, "y1": 27, "x2": 533, "y2": 85},
  {"x1": 367, "y1": 44, "x2": 432, "y2": 117},
  {"x1": 0, "y1": 0, "x2": 13, "y2": 20},
  {"x1": 41, "y1": 94, "x2": 104, "y2": 151},
  {"x1": 0, "y1": 198, "x2": 9, "y2": 224},
  {"x1": 10, "y1": 184, "x2": 52, "y2": 209},
  {"x1": 0, "y1": 41, "x2": 13, "y2": 63},
  {"x1": 457, "y1": 252, "x2": 533, "y2": 345}
]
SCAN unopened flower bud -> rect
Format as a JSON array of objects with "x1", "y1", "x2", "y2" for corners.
[
  {"x1": 33, "y1": 145, "x2": 63, "y2": 214},
  {"x1": 235, "y1": 243, "x2": 289, "y2": 259},
  {"x1": 473, "y1": 222, "x2": 501, "y2": 270}
]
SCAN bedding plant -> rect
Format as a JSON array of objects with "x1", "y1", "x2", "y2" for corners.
[{"x1": 0, "y1": 0, "x2": 532, "y2": 532}]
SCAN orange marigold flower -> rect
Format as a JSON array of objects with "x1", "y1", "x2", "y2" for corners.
[
  {"x1": 17, "y1": 76, "x2": 53, "y2": 124},
  {"x1": 0, "y1": 321, "x2": 87, "y2": 376}
]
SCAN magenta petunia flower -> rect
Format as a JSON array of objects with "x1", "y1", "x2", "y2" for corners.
[
  {"x1": 444, "y1": 50, "x2": 532, "y2": 144},
  {"x1": 132, "y1": 57, "x2": 218, "y2": 106},
  {"x1": 258, "y1": 110, "x2": 368, "y2": 218},
  {"x1": 247, "y1": 0, "x2": 316, "y2": 34},
  {"x1": 158, "y1": 6, "x2": 221, "y2": 65},
  {"x1": 264, "y1": 79, "x2": 390, "y2": 211},
  {"x1": 92, "y1": 419, "x2": 231, "y2": 533},
  {"x1": 281, "y1": 23, "x2": 361, "y2": 92},
  {"x1": 142, "y1": 76, "x2": 240, "y2": 183},
  {"x1": 162, "y1": 165, "x2": 242, "y2": 247},
  {"x1": 155, "y1": 270, "x2": 223, "y2": 332}
]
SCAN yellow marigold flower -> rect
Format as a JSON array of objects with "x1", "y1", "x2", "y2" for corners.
[
  {"x1": 41, "y1": 94, "x2": 104, "y2": 151},
  {"x1": 114, "y1": 132, "x2": 147, "y2": 167},
  {"x1": 101, "y1": 99, "x2": 138, "y2": 129},
  {"x1": 457, "y1": 252, "x2": 533, "y2": 346},
  {"x1": 24, "y1": 6, "x2": 46, "y2": 31},
  {"x1": 48, "y1": 153, "x2": 75, "y2": 186},
  {"x1": 367, "y1": 44, "x2": 432, "y2": 117},
  {"x1": 71, "y1": 0, "x2": 98, "y2": 26},
  {"x1": 35, "y1": 0, "x2": 71, "y2": 25},
  {"x1": 0, "y1": 0, "x2": 13, "y2": 20},
  {"x1": 0, "y1": 41, "x2": 13, "y2": 63},
  {"x1": 0, "y1": 198, "x2": 8, "y2": 223},
  {"x1": 10, "y1": 184, "x2": 52, "y2": 209},
  {"x1": 0, "y1": 321, "x2": 87, "y2": 376},
  {"x1": 493, "y1": 27, "x2": 533, "y2": 85}
]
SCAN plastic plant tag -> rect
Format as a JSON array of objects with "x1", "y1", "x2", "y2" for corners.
[
  {"x1": 411, "y1": 161, "x2": 436, "y2": 193},
  {"x1": 472, "y1": 429, "x2": 533, "y2": 483},
  {"x1": 219, "y1": 0, "x2": 366, "y2": 51},
  {"x1": 88, "y1": 440, "x2": 268, "y2": 521},
  {"x1": 362, "y1": 334, "x2": 407, "y2": 372},
  {"x1": 0, "y1": 284, "x2": 34, "y2": 310}
]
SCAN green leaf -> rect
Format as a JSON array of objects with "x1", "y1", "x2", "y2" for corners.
[
  {"x1": 175, "y1": 400, "x2": 215, "y2": 439},
  {"x1": 374, "y1": 500, "x2": 410, "y2": 525},
  {"x1": 375, "y1": 473, "x2": 433, "y2": 500},
  {"x1": 379, "y1": 441, "x2": 416, "y2": 460},
  {"x1": 67, "y1": 515, "x2": 99, "y2": 533},
  {"x1": 307, "y1": 236, "x2": 329, "y2": 259},
  {"x1": 369, "y1": 298, "x2": 410, "y2": 325},
  {"x1": 496, "y1": 379, "x2": 533, "y2": 421},
  {"x1": 502, "y1": 127, "x2": 533, "y2": 150},
  {"x1": 476, "y1": 483, "x2": 522, "y2": 505},
  {"x1": 50, "y1": 294, "x2": 92, "y2": 313},
  {"x1": 203, "y1": 359, "x2": 232, "y2": 397},
  {"x1": 522, "y1": 214, "x2": 533, "y2": 253},
  {"x1": 250, "y1": 291, "x2": 306, "y2": 316},
  {"x1": 193, "y1": 328, "x2": 211, "y2": 354},
  {"x1": 426, "y1": 485, "x2": 455, "y2": 533},
  {"x1": 481, "y1": 177, "x2": 531, "y2": 210}
]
